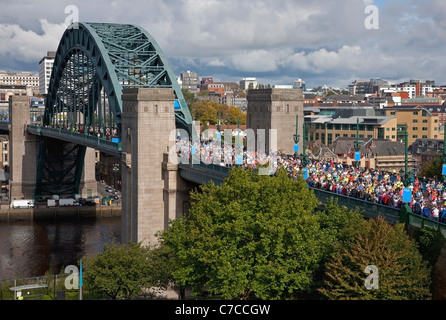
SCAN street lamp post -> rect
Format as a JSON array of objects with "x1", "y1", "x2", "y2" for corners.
[
  {"x1": 301, "y1": 121, "x2": 308, "y2": 167},
  {"x1": 399, "y1": 126, "x2": 409, "y2": 186},
  {"x1": 293, "y1": 115, "x2": 300, "y2": 158},
  {"x1": 443, "y1": 121, "x2": 446, "y2": 183},
  {"x1": 353, "y1": 118, "x2": 360, "y2": 168},
  {"x1": 404, "y1": 129, "x2": 408, "y2": 186}
]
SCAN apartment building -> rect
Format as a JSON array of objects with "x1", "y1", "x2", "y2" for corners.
[
  {"x1": 38, "y1": 51, "x2": 56, "y2": 95},
  {"x1": 305, "y1": 115, "x2": 398, "y2": 146},
  {"x1": 0, "y1": 70, "x2": 39, "y2": 93},
  {"x1": 378, "y1": 107, "x2": 440, "y2": 146}
]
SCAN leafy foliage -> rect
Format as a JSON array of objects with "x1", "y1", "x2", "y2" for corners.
[
  {"x1": 189, "y1": 100, "x2": 246, "y2": 127},
  {"x1": 160, "y1": 167, "x2": 323, "y2": 300},
  {"x1": 319, "y1": 217, "x2": 432, "y2": 300},
  {"x1": 83, "y1": 241, "x2": 152, "y2": 300},
  {"x1": 417, "y1": 153, "x2": 442, "y2": 180},
  {"x1": 413, "y1": 226, "x2": 445, "y2": 268}
]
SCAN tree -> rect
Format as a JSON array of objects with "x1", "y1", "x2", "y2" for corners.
[
  {"x1": 227, "y1": 106, "x2": 246, "y2": 125},
  {"x1": 413, "y1": 226, "x2": 445, "y2": 268},
  {"x1": 82, "y1": 241, "x2": 152, "y2": 300},
  {"x1": 159, "y1": 167, "x2": 323, "y2": 300},
  {"x1": 319, "y1": 217, "x2": 432, "y2": 300},
  {"x1": 181, "y1": 88, "x2": 197, "y2": 108},
  {"x1": 418, "y1": 153, "x2": 442, "y2": 180},
  {"x1": 190, "y1": 101, "x2": 217, "y2": 128}
]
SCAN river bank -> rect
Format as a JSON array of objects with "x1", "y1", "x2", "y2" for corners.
[{"x1": 0, "y1": 205, "x2": 121, "y2": 223}]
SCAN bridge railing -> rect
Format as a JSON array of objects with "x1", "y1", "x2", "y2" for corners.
[
  {"x1": 310, "y1": 187, "x2": 402, "y2": 223},
  {"x1": 27, "y1": 125, "x2": 122, "y2": 156},
  {"x1": 310, "y1": 187, "x2": 446, "y2": 237},
  {"x1": 188, "y1": 161, "x2": 232, "y2": 175}
]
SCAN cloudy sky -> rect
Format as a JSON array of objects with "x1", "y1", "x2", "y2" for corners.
[{"x1": 0, "y1": 0, "x2": 444, "y2": 89}]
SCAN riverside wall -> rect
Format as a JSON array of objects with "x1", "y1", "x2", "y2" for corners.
[{"x1": 0, "y1": 205, "x2": 121, "y2": 222}]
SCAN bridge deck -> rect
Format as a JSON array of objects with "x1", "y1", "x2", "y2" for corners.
[
  {"x1": 178, "y1": 163, "x2": 446, "y2": 237},
  {"x1": 27, "y1": 125, "x2": 121, "y2": 157}
]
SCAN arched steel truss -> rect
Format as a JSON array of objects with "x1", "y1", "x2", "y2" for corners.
[
  {"x1": 44, "y1": 22, "x2": 193, "y2": 135},
  {"x1": 36, "y1": 22, "x2": 193, "y2": 198}
]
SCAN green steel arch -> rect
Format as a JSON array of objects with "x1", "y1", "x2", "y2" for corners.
[
  {"x1": 36, "y1": 22, "x2": 194, "y2": 199},
  {"x1": 44, "y1": 22, "x2": 193, "y2": 135}
]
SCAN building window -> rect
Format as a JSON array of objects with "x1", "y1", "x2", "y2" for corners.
[
  {"x1": 413, "y1": 127, "x2": 418, "y2": 131},
  {"x1": 413, "y1": 135, "x2": 418, "y2": 139},
  {"x1": 413, "y1": 119, "x2": 418, "y2": 123},
  {"x1": 422, "y1": 119, "x2": 428, "y2": 123},
  {"x1": 422, "y1": 127, "x2": 428, "y2": 131},
  {"x1": 422, "y1": 135, "x2": 428, "y2": 139},
  {"x1": 413, "y1": 112, "x2": 419, "y2": 115}
]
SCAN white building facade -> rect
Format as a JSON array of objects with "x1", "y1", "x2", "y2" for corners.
[{"x1": 39, "y1": 51, "x2": 56, "y2": 95}]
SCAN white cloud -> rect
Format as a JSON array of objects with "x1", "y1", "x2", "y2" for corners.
[
  {"x1": 0, "y1": 19, "x2": 65, "y2": 62},
  {"x1": 0, "y1": 0, "x2": 445, "y2": 87}
]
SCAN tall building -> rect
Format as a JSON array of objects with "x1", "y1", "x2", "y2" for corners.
[
  {"x1": 180, "y1": 70, "x2": 199, "y2": 94},
  {"x1": 39, "y1": 51, "x2": 56, "y2": 95}
]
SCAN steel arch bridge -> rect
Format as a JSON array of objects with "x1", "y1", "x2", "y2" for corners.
[{"x1": 35, "y1": 22, "x2": 193, "y2": 198}]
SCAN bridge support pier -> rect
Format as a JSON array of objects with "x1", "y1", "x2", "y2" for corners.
[
  {"x1": 79, "y1": 148, "x2": 98, "y2": 198},
  {"x1": 121, "y1": 88, "x2": 187, "y2": 245},
  {"x1": 9, "y1": 95, "x2": 38, "y2": 200},
  {"x1": 162, "y1": 152, "x2": 191, "y2": 229}
]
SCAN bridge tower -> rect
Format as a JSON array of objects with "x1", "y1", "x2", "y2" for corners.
[
  {"x1": 247, "y1": 88, "x2": 304, "y2": 155},
  {"x1": 121, "y1": 88, "x2": 190, "y2": 245}
]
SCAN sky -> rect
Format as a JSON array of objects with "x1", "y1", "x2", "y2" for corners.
[{"x1": 0, "y1": 0, "x2": 444, "y2": 89}]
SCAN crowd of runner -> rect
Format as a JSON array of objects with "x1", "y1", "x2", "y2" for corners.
[{"x1": 175, "y1": 138, "x2": 446, "y2": 224}]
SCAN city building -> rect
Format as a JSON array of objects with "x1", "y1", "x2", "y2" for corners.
[
  {"x1": 396, "y1": 80, "x2": 435, "y2": 99},
  {"x1": 180, "y1": 70, "x2": 199, "y2": 94},
  {"x1": 240, "y1": 77, "x2": 258, "y2": 91},
  {"x1": 348, "y1": 79, "x2": 389, "y2": 95},
  {"x1": 0, "y1": 70, "x2": 39, "y2": 93},
  {"x1": 411, "y1": 138, "x2": 444, "y2": 174},
  {"x1": 0, "y1": 85, "x2": 29, "y2": 110},
  {"x1": 378, "y1": 106, "x2": 440, "y2": 145},
  {"x1": 313, "y1": 137, "x2": 411, "y2": 172},
  {"x1": 305, "y1": 114, "x2": 398, "y2": 146},
  {"x1": 38, "y1": 51, "x2": 56, "y2": 95}
]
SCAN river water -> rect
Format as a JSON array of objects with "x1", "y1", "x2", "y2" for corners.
[{"x1": 0, "y1": 216, "x2": 121, "y2": 281}]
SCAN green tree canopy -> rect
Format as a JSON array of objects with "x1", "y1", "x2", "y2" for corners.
[
  {"x1": 160, "y1": 167, "x2": 323, "y2": 300},
  {"x1": 83, "y1": 241, "x2": 152, "y2": 300},
  {"x1": 319, "y1": 217, "x2": 432, "y2": 300},
  {"x1": 417, "y1": 153, "x2": 442, "y2": 180},
  {"x1": 189, "y1": 100, "x2": 246, "y2": 127}
]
